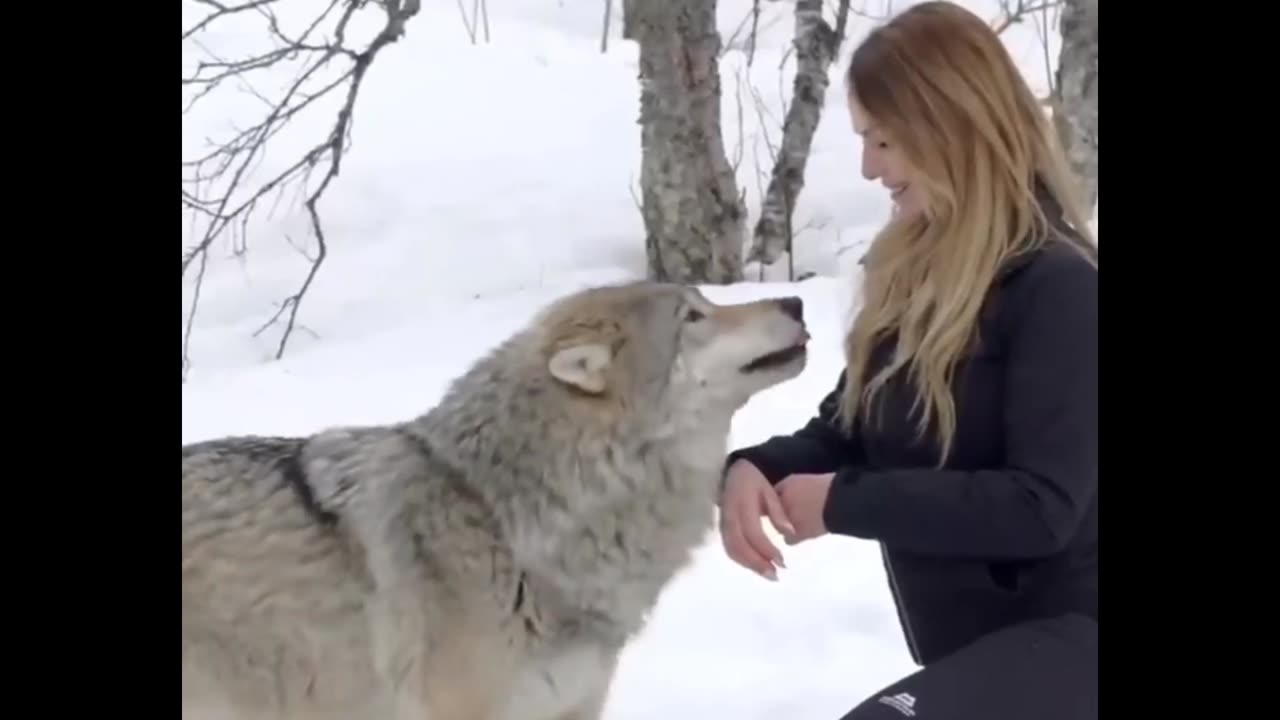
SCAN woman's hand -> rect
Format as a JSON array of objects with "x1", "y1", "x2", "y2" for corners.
[
  {"x1": 718, "y1": 459, "x2": 797, "y2": 580},
  {"x1": 776, "y1": 472, "x2": 835, "y2": 544}
]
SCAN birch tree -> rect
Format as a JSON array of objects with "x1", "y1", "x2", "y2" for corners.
[
  {"x1": 623, "y1": 0, "x2": 747, "y2": 284},
  {"x1": 1053, "y1": 0, "x2": 1098, "y2": 213},
  {"x1": 747, "y1": 0, "x2": 852, "y2": 268}
]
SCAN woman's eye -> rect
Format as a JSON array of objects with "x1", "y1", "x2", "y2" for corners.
[{"x1": 685, "y1": 309, "x2": 705, "y2": 323}]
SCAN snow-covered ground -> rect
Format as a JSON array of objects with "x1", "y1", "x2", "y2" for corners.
[{"x1": 181, "y1": 2, "x2": 1068, "y2": 716}]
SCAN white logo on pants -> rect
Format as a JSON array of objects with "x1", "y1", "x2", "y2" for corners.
[{"x1": 877, "y1": 691, "x2": 916, "y2": 717}]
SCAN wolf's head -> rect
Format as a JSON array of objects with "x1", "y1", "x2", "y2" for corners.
[{"x1": 534, "y1": 281, "x2": 809, "y2": 415}]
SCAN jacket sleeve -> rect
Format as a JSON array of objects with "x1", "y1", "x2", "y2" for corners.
[
  {"x1": 724, "y1": 371, "x2": 866, "y2": 485},
  {"x1": 821, "y1": 251, "x2": 1098, "y2": 559}
]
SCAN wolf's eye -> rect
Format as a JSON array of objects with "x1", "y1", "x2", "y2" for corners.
[{"x1": 684, "y1": 308, "x2": 705, "y2": 323}]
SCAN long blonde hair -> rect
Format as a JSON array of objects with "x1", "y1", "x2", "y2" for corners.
[{"x1": 838, "y1": 1, "x2": 1097, "y2": 464}]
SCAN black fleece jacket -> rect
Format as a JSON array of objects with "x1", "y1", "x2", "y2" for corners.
[{"x1": 725, "y1": 235, "x2": 1098, "y2": 666}]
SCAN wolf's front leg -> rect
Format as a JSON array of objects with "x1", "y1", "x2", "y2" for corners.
[
  {"x1": 417, "y1": 635, "x2": 520, "y2": 720},
  {"x1": 497, "y1": 641, "x2": 620, "y2": 720},
  {"x1": 416, "y1": 611, "x2": 526, "y2": 720},
  {"x1": 554, "y1": 650, "x2": 619, "y2": 720},
  {"x1": 371, "y1": 593, "x2": 517, "y2": 720}
]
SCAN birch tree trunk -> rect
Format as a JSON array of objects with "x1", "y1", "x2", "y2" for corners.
[
  {"x1": 624, "y1": 0, "x2": 746, "y2": 284},
  {"x1": 1053, "y1": 0, "x2": 1098, "y2": 213},
  {"x1": 747, "y1": 0, "x2": 850, "y2": 268}
]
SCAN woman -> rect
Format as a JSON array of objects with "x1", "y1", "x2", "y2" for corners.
[{"x1": 718, "y1": 3, "x2": 1098, "y2": 719}]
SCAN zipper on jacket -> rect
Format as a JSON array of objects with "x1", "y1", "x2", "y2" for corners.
[{"x1": 881, "y1": 544, "x2": 922, "y2": 665}]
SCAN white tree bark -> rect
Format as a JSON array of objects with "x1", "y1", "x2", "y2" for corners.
[
  {"x1": 1054, "y1": 0, "x2": 1098, "y2": 212},
  {"x1": 747, "y1": 0, "x2": 850, "y2": 269},
  {"x1": 624, "y1": 0, "x2": 747, "y2": 284}
]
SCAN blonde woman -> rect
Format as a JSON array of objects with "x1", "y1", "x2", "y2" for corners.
[{"x1": 719, "y1": 3, "x2": 1098, "y2": 718}]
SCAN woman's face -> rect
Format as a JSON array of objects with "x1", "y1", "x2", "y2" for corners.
[{"x1": 849, "y1": 95, "x2": 926, "y2": 219}]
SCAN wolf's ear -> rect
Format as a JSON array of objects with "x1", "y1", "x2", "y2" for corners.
[{"x1": 548, "y1": 343, "x2": 612, "y2": 394}]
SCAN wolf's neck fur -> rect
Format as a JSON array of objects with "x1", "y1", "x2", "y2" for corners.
[{"x1": 403, "y1": 336, "x2": 739, "y2": 640}]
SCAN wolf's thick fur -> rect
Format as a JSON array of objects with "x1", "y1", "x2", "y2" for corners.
[{"x1": 182, "y1": 281, "x2": 809, "y2": 720}]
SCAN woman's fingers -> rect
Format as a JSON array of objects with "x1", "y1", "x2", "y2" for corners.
[{"x1": 719, "y1": 482, "x2": 789, "y2": 579}]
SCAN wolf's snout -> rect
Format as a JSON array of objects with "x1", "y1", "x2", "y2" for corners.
[{"x1": 776, "y1": 296, "x2": 804, "y2": 323}]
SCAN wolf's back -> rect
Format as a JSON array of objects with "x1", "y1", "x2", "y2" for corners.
[
  {"x1": 182, "y1": 434, "x2": 366, "y2": 621},
  {"x1": 182, "y1": 435, "x2": 396, "y2": 716},
  {"x1": 183, "y1": 435, "x2": 329, "y2": 528}
]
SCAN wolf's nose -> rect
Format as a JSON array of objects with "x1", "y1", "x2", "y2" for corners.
[{"x1": 776, "y1": 296, "x2": 804, "y2": 322}]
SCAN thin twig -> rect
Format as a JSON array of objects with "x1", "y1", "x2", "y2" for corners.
[
  {"x1": 181, "y1": 0, "x2": 423, "y2": 369},
  {"x1": 456, "y1": 0, "x2": 478, "y2": 44},
  {"x1": 1033, "y1": 2, "x2": 1057, "y2": 97},
  {"x1": 849, "y1": 0, "x2": 891, "y2": 22},
  {"x1": 730, "y1": 64, "x2": 747, "y2": 174},
  {"x1": 182, "y1": 246, "x2": 209, "y2": 382},
  {"x1": 993, "y1": 0, "x2": 1061, "y2": 34},
  {"x1": 748, "y1": 0, "x2": 761, "y2": 67},
  {"x1": 833, "y1": 0, "x2": 852, "y2": 49},
  {"x1": 183, "y1": 0, "x2": 280, "y2": 41},
  {"x1": 601, "y1": 0, "x2": 612, "y2": 53}
]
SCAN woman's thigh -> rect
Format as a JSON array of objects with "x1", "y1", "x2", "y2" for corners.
[{"x1": 838, "y1": 613, "x2": 1097, "y2": 720}]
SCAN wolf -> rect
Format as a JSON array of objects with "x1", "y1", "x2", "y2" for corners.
[{"x1": 182, "y1": 281, "x2": 810, "y2": 720}]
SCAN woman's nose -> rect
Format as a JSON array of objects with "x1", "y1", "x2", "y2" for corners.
[{"x1": 861, "y1": 149, "x2": 879, "y2": 181}]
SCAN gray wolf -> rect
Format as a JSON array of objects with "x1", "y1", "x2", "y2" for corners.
[{"x1": 182, "y1": 281, "x2": 810, "y2": 720}]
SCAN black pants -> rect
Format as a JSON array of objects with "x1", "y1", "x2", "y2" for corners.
[{"x1": 838, "y1": 613, "x2": 1097, "y2": 720}]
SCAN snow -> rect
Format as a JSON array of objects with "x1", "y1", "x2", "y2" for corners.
[{"x1": 181, "y1": 1, "x2": 1067, "y2": 716}]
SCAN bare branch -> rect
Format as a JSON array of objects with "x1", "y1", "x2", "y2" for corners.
[
  {"x1": 1032, "y1": 1, "x2": 1058, "y2": 97},
  {"x1": 992, "y1": 0, "x2": 1062, "y2": 35},
  {"x1": 182, "y1": 232, "x2": 210, "y2": 383},
  {"x1": 601, "y1": 0, "x2": 613, "y2": 53},
  {"x1": 181, "y1": 0, "x2": 423, "y2": 370},
  {"x1": 848, "y1": 0, "x2": 891, "y2": 23},
  {"x1": 748, "y1": 0, "x2": 762, "y2": 67},
  {"x1": 183, "y1": 0, "x2": 281, "y2": 41},
  {"x1": 455, "y1": 0, "x2": 476, "y2": 44},
  {"x1": 730, "y1": 64, "x2": 747, "y2": 175},
  {"x1": 747, "y1": 82, "x2": 780, "y2": 167},
  {"x1": 455, "y1": 0, "x2": 489, "y2": 44},
  {"x1": 832, "y1": 0, "x2": 853, "y2": 49},
  {"x1": 720, "y1": 1, "x2": 788, "y2": 62}
]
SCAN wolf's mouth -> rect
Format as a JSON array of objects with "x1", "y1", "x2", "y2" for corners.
[{"x1": 741, "y1": 343, "x2": 808, "y2": 373}]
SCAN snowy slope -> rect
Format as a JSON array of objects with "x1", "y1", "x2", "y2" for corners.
[{"x1": 181, "y1": 2, "x2": 1066, "y2": 716}]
